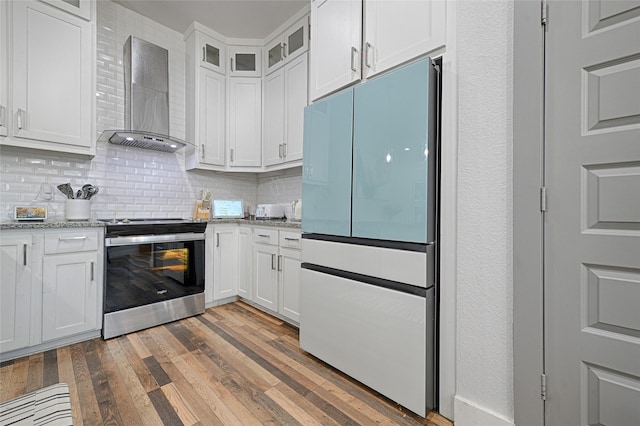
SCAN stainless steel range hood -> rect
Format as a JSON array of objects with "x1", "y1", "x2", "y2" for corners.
[{"x1": 98, "y1": 36, "x2": 191, "y2": 153}]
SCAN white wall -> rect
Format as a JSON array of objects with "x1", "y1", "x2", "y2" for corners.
[
  {"x1": 454, "y1": 1, "x2": 514, "y2": 425},
  {"x1": 0, "y1": 0, "x2": 258, "y2": 221}
]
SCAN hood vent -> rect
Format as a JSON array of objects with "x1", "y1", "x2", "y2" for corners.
[{"x1": 98, "y1": 36, "x2": 191, "y2": 153}]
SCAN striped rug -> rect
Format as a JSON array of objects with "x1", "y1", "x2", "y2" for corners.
[{"x1": 0, "y1": 383, "x2": 72, "y2": 425}]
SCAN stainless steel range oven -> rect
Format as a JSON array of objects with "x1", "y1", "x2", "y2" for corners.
[{"x1": 100, "y1": 219, "x2": 207, "y2": 339}]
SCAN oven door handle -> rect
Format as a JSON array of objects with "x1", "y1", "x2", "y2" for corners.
[{"x1": 105, "y1": 232, "x2": 205, "y2": 247}]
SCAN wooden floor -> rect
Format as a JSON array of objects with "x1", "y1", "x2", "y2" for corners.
[{"x1": 0, "y1": 301, "x2": 452, "y2": 426}]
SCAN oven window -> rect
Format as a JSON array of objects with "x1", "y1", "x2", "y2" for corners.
[{"x1": 105, "y1": 240, "x2": 205, "y2": 313}]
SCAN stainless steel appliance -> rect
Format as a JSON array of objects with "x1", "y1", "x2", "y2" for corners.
[
  {"x1": 255, "y1": 203, "x2": 285, "y2": 220},
  {"x1": 100, "y1": 218, "x2": 207, "y2": 339},
  {"x1": 300, "y1": 58, "x2": 440, "y2": 416},
  {"x1": 98, "y1": 36, "x2": 191, "y2": 152}
]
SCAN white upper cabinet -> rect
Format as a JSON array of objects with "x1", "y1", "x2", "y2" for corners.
[
  {"x1": 309, "y1": 0, "x2": 362, "y2": 101},
  {"x1": 228, "y1": 77, "x2": 262, "y2": 167},
  {"x1": 264, "y1": 54, "x2": 308, "y2": 167},
  {"x1": 362, "y1": 0, "x2": 445, "y2": 78},
  {"x1": 0, "y1": 1, "x2": 7, "y2": 138},
  {"x1": 310, "y1": 0, "x2": 446, "y2": 100},
  {"x1": 7, "y1": 0, "x2": 94, "y2": 155},
  {"x1": 264, "y1": 16, "x2": 309, "y2": 75},
  {"x1": 198, "y1": 69, "x2": 226, "y2": 166},
  {"x1": 229, "y1": 46, "x2": 262, "y2": 77},
  {"x1": 40, "y1": 0, "x2": 92, "y2": 20},
  {"x1": 185, "y1": 26, "x2": 227, "y2": 171},
  {"x1": 0, "y1": 234, "x2": 33, "y2": 354},
  {"x1": 198, "y1": 31, "x2": 227, "y2": 75}
]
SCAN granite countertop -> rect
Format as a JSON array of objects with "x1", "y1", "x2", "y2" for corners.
[
  {"x1": 209, "y1": 219, "x2": 301, "y2": 229},
  {"x1": 0, "y1": 219, "x2": 301, "y2": 230},
  {"x1": 0, "y1": 220, "x2": 105, "y2": 230}
]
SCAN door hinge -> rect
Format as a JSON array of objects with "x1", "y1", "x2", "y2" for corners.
[
  {"x1": 540, "y1": 187, "x2": 547, "y2": 212},
  {"x1": 541, "y1": 0, "x2": 548, "y2": 26},
  {"x1": 541, "y1": 373, "x2": 547, "y2": 400}
]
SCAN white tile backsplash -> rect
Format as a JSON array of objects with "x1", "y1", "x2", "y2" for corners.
[
  {"x1": 0, "y1": 0, "x2": 304, "y2": 222},
  {"x1": 0, "y1": 1, "x2": 257, "y2": 222}
]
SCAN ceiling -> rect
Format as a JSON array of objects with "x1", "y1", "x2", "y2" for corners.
[{"x1": 112, "y1": 0, "x2": 308, "y2": 39}]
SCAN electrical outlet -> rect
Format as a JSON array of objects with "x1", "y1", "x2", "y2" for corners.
[{"x1": 41, "y1": 183, "x2": 53, "y2": 200}]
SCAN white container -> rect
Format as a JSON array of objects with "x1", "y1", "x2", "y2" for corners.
[{"x1": 65, "y1": 199, "x2": 91, "y2": 221}]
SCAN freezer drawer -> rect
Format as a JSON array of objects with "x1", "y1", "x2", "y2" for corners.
[{"x1": 299, "y1": 267, "x2": 434, "y2": 416}]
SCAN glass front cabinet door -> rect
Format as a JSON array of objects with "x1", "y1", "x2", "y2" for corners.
[
  {"x1": 229, "y1": 46, "x2": 262, "y2": 77},
  {"x1": 199, "y1": 33, "x2": 226, "y2": 75},
  {"x1": 264, "y1": 16, "x2": 309, "y2": 75}
]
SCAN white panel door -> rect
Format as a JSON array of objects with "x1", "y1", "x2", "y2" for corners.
[
  {"x1": 363, "y1": 0, "x2": 445, "y2": 79},
  {"x1": 42, "y1": 252, "x2": 98, "y2": 341},
  {"x1": 279, "y1": 247, "x2": 301, "y2": 323},
  {"x1": 0, "y1": 1, "x2": 7, "y2": 138},
  {"x1": 310, "y1": 0, "x2": 362, "y2": 100},
  {"x1": 0, "y1": 235, "x2": 32, "y2": 353},
  {"x1": 283, "y1": 54, "x2": 308, "y2": 163},
  {"x1": 12, "y1": 1, "x2": 92, "y2": 148},
  {"x1": 263, "y1": 67, "x2": 286, "y2": 166},
  {"x1": 199, "y1": 68, "x2": 226, "y2": 166},
  {"x1": 228, "y1": 78, "x2": 262, "y2": 167},
  {"x1": 213, "y1": 227, "x2": 238, "y2": 300},
  {"x1": 237, "y1": 227, "x2": 252, "y2": 299},
  {"x1": 545, "y1": 1, "x2": 640, "y2": 424},
  {"x1": 254, "y1": 244, "x2": 278, "y2": 311}
]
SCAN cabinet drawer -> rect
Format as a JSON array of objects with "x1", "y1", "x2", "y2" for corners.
[
  {"x1": 253, "y1": 228, "x2": 279, "y2": 245},
  {"x1": 279, "y1": 231, "x2": 301, "y2": 249},
  {"x1": 44, "y1": 231, "x2": 99, "y2": 254}
]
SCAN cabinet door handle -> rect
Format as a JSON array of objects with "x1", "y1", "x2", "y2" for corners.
[
  {"x1": 58, "y1": 236, "x2": 87, "y2": 241},
  {"x1": 278, "y1": 143, "x2": 283, "y2": 158},
  {"x1": 282, "y1": 143, "x2": 287, "y2": 158},
  {"x1": 0, "y1": 105, "x2": 5, "y2": 127},
  {"x1": 283, "y1": 43, "x2": 288, "y2": 58},
  {"x1": 277, "y1": 255, "x2": 282, "y2": 271},
  {"x1": 230, "y1": 148, "x2": 235, "y2": 162},
  {"x1": 284, "y1": 237, "x2": 299, "y2": 242},
  {"x1": 258, "y1": 234, "x2": 270, "y2": 238},
  {"x1": 365, "y1": 42, "x2": 372, "y2": 68},
  {"x1": 201, "y1": 144, "x2": 205, "y2": 159},
  {"x1": 202, "y1": 47, "x2": 206, "y2": 62},
  {"x1": 350, "y1": 47, "x2": 358, "y2": 73},
  {"x1": 230, "y1": 57, "x2": 234, "y2": 71},
  {"x1": 280, "y1": 43, "x2": 285, "y2": 61},
  {"x1": 216, "y1": 233, "x2": 220, "y2": 247},
  {"x1": 271, "y1": 253, "x2": 276, "y2": 270},
  {"x1": 91, "y1": 261, "x2": 94, "y2": 281},
  {"x1": 23, "y1": 244, "x2": 27, "y2": 266},
  {"x1": 16, "y1": 108, "x2": 24, "y2": 130}
]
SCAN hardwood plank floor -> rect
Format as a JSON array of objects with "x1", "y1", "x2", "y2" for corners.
[{"x1": 0, "y1": 301, "x2": 453, "y2": 426}]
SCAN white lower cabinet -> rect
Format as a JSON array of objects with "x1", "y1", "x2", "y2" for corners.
[
  {"x1": 254, "y1": 238, "x2": 279, "y2": 312},
  {"x1": 213, "y1": 225, "x2": 239, "y2": 300},
  {"x1": 237, "y1": 227, "x2": 252, "y2": 299},
  {"x1": 0, "y1": 234, "x2": 33, "y2": 353},
  {"x1": 252, "y1": 228, "x2": 301, "y2": 322},
  {"x1": 41, "y1": 229, "x2": 102, "y2": 342},
  {"x1": 279, "y1": 247, "x2": 301, "y2": 322},
  {"x1": 0, "y1": 228, "x2": 103, "y2": 360},
  {"x1": 42, "y1": 251, "x2": 99, "y2": 341}
]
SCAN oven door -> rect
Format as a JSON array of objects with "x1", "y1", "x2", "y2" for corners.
[{"x1": 104, "y1": 233, "x2": 205, "y2": 314}]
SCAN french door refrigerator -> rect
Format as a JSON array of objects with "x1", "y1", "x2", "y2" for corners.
[{"x1": 300, "y1": 57, "x2": 439, "y2": 417}]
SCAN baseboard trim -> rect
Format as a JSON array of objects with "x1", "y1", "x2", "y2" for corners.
[{"x1": 454, "y1": 396, "x2": 515, "y2": 426}]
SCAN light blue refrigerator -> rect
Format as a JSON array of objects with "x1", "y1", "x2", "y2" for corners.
[{"x1": 300, "y1": 58, "x2": 439, "y2": 416}]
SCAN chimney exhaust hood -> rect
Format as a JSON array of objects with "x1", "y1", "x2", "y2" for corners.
[{"x1": 98, "y1": 36, "x2": 192, "y2": 153}]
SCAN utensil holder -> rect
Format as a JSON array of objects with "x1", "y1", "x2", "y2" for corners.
[{"x1": 65, "y1": 199, "x2": 91, "y2": 221}]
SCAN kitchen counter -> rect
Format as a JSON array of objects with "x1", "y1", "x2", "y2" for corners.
[
  {"x1": 0, "y1": 219, "x2": 302, "y2": 230},
  {"x1": 0, "y1": 220, "x2": 105, "y2": 230},
  {"x1": 209, "y1": 219, "x2": 301, "y2": 229}
]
